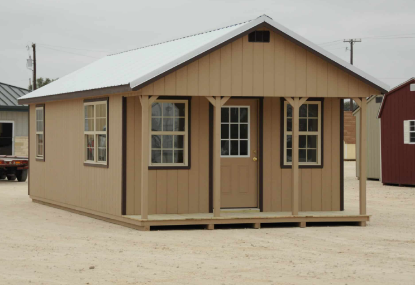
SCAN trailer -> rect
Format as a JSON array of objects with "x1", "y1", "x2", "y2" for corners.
[{"x1": 0, "y1": 156, "x2": 28, "y2": 182}]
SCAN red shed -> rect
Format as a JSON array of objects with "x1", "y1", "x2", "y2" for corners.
[{"x1": 378, "y1": 78, "x2": 415, "y2": 186}]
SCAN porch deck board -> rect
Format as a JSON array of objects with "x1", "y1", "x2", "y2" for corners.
[{"x1": 124, "y1": 211, "x2": 370, "y2": 228}]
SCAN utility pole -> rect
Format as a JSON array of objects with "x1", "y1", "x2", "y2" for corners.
[
  {"x1": 344, "y1": 38, "x2": 361, "y2": 110},
  {"x1": 32, "y1": 43, "x2": 37, "y2": 90}
]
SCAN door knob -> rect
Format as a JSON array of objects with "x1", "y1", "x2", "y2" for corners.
[{"x1": 253, "y1": 157, "x2": 258, "y2": 161}]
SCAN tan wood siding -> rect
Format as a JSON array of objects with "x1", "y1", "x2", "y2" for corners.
[
  {"x1": 126, "y1": 96, "x2": 210, "y2": 215},
  {"x1": 262, "y1": 97, "x2": 341, "y2": 212},
  {"x1": 137, "y1": 29, "x2": 381, "y2": 98},
  {"x1": 29, "y1": 95, "x2": 123, "y2": 216},
  {"x1": 355, "y1": 96, "x2": 381, "y2": 179}
]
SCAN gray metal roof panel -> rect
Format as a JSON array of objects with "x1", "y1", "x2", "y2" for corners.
[{"x1": 0, "y1": 82, "x2": 30, "y2": 106}]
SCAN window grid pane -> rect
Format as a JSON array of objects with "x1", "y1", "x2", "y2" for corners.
[
  {"x1": 84, "y1": 101, "x2": 107, "y2": 164},
  {"x1": 221, "y1": 106, "x2": 249, "y2": 157},
  {"x1": 150, "y1": 101, "x2": 187, "y2": 165},
  {"x1": 285, "y1": 102, "x2": 320, "y2": 164}
]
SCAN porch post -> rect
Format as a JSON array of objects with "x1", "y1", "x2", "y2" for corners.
[
  {"x1": 213, "y1": 96, "x2": 221, "y2": 217},
  {"x1": 359, "y1": 97, "x2": 367, "y2": 216},
  {"x1": 140, "y1": 95, "x2": 149, "y2": 219}
]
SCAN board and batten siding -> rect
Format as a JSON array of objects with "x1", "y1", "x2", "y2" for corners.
[
  {"x1": 126, "y1": 96, "x2": 342, "y2": 214},
  {"x1": 135, "y1": 28, "x2": 381, "y2": 99},
  {"x1": 126, "y1": 96, "x2": 210, "y2": 215},
  {"x1": 0, "y1": 111, "x2": 28, "y2": 136},
  {"x1": 355, "y1": 96, "x2": 382, "y2": 180},
  {"x1": 29, "y1": 95, "x2": 123, "y2": 216}
]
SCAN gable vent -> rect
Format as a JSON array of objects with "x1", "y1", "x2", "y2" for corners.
[{"x1": 248, "y1": 31, "x2": 270, "y2": 43}]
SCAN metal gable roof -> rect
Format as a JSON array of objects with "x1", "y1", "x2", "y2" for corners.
[
  {"x1": 18, "y1": 15, "x2": 389, "y2": 104},
  {"x1": 0, "y1": 82, "x2": 30, "y2": 107}
]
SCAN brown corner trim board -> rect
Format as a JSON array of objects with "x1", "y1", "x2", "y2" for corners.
[
  {"x1": 279, "y1": 98, "x2": 324, "y2": 169},
  {"x1": 209, "y1": 97, "x2": 264, "y2": 213},
  {"x1": 122, "y1": 97, "x2": 127, "y2": 215},
  {"x1": 340, "y1": 99, "x2": 344, "y2": 211},
  {"x1": 148, "y1": 96, "x2": 192, "y2": 170},
  {"x1": 83, "y1": 97, "x2": 109, "y2": 168}
]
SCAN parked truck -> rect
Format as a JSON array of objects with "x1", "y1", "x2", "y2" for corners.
[{"x1": 0, "y1": 156, "x2": 28, "y2": 182}]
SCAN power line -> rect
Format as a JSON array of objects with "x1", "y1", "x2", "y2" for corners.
[
  {"x1": 37, "y1": 43, "x2": 111, "y2": 53},
  {"x1": 39, "y1": 46, "x2": 100, "y2": 59},
  {"x1": 318, "y1": 32, "x2": 415, "y2": 46}
]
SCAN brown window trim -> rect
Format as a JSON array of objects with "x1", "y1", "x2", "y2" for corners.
[
  {"x1": 148, "y1": 96, "x2": 192, "y2": 170},
  {"x1": 83, "y1": 97, "x2": 109, "y2": 168},
  {"x1": 35, "y1": 104, "x2": 45, "y2": 162},
  {"x1": 280, "y1": 98, "x2": 324, "y2": 169}
]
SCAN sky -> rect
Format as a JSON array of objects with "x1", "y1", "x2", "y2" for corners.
[{"x1": 1, "y1": 0, "x2": 414, "y2": 90}]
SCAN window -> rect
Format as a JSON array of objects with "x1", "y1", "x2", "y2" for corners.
[
  {"x1": 35, "y1": 106, "x2": 44, "y2": 160},
  {"x1": 84, "y1": 99, "x2": 108, "y2": 165},
  {"x1": 283, "y1": 101, "x2": 322, "y2": 166},
  {"x1": 150, "y1": 100, "x2": 188, "y2": 166},
  {"x1": 404, "y1": 120, "x2": 415, "y2": 144},
  {"x1": 221, "y1": 106, "x2": 249, "y2": 157},
  {"x1": 248, "y1": 31, "x2": 270, "y2": 43}
]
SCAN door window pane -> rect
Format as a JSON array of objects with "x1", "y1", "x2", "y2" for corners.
[
  {"x1": 221, "y1": 140, "x2": 229, "y2": 155},
  {"x1": 240, "y1": 124, "x2": 248, "y2": 139},
  {"x1": 230, "y1": 108, "x2": 239, "y2": 122},
  {"x1": 240, "y1": 140, "x2": 248, "y2": 156},
  {"x1": 240, "y1": 108, "x2": 248, "y2": 123},
  {"x1": 230, "y1": 140, "x2": 238, "y2": 155}
]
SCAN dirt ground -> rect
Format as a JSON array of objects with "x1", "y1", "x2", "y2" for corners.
[{"x1": 0, "y1": 162, "x2": 414, "y2": 285}]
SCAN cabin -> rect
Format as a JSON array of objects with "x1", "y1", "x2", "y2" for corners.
[
  {"x1": 18, "y1": 15, "x2": 389, "y2": 230},
  {"x1": 0, "y1": 82, "x2": 29, "y2": 157},
  {"x1": 354, "y1": 95, "x2": 383, "y2": 180},
  {"x1": 378, "y1": 78, "x2": 415, "y2": 186}
]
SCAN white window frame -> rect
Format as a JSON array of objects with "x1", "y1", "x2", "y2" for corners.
[
  {"x1": 35, "y1": 106, "x2": 44, "y2": 159},
  {"x1": 0, "y1": 121, "x2": 15, "y2": 156},
  {"x1": 83, "y1": 100, "x2": 108, "y2": 165},
  {"x1": 220, "y1": 106, "x2": 251, "y2": 158},
  {"x1": 404, "y1": 120, "x2": 415, "y2": 144},
  {"x1": 149, "y1": 100, "x2": 189, "y2": 167},
  {"x1": 283, "y1": 101, "x2": 322, "y2": 166}
]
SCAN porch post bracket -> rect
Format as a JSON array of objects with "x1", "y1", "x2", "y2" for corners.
[
  {"x1": 284, "y1": 97, "x2": 295, "y2": 106},
  {"x1": 299, "y1": 97, "x2": 308, "y2": 106},
  {"x1": 148, "y1": 95, "x2": 159, "y2": 106},
  {"x1": 205, "y1": 96, "x2": 216, "y2": 107},
  {"x1": 220, "y1": 96, "x2": 231, "y2": 106},
  {"x1": 352, "y1": 97, "x2": 362, "y2": 108}
]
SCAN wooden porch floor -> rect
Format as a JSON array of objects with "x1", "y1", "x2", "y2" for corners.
[{"x1": 124, "y1": 211, "x2": 370, "y2": 229}]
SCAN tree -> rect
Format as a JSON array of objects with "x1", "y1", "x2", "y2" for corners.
[{"x1": 28, "y1": 77, "x2": 57, "y2": 90}]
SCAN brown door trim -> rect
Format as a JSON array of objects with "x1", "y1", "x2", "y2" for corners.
[{"x1": 209, "y1": 97, "x2": 264, "y2": 213}]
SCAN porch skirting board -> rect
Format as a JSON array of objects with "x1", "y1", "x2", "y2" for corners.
[
  {"x1": 31, "y1": 196, "x2": 150, "y2": 231},
  {"x1": 31, "y1": 196, "x2": 369, "y2": 231}
]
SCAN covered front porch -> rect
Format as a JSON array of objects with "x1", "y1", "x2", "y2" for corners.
[{"x1": 123, "y1": 94, "x2": 370, "y2": 230}]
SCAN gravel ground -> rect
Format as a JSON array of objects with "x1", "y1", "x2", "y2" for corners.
[{"x1": 0, "y1": 161, "x2": 414, "y2": 285}]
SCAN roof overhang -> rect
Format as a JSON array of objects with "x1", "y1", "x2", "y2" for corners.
[{"x1": 18, "y1": 15, "x2": 390, "y2": 105}]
